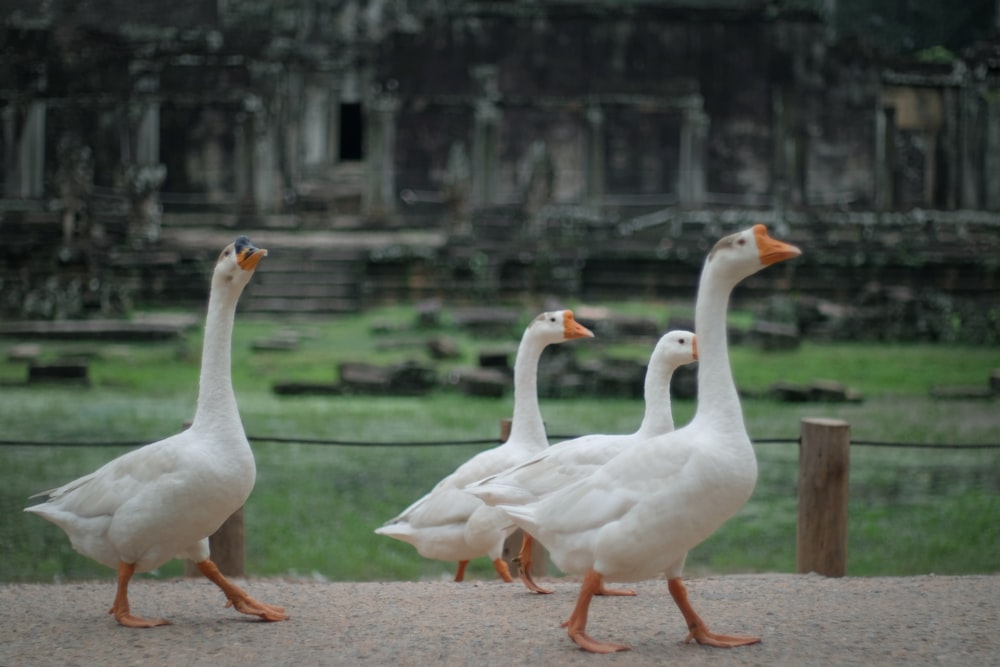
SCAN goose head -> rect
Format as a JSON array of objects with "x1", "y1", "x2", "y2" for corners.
[
  {"x1": 652, "y1": 330, "x2": 698, "y2": 370},
  {"x1": 706, "y1": 224, "x2": 801, "y2": 284},
  {"x1": 215, "y1": 235, "x2": 268, "y2": 289},
  {"x1": 530, "y1": 310, "x2": 595, "y2": 344}
]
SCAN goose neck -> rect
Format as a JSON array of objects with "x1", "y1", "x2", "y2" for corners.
[
  {"x1": 506, "y1": 332, "x2": 548, "y2": 445},
  {"x1": 191, "y1": 281, "x2": 241, "y2": 430},
  {"x1": 636, "y1": 367, "x2": 675, "y2": 437},
  {"x1": 693, "y1": 265, "x2": 743, "y2": 427}
]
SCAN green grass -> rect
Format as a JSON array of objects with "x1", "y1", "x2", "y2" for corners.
[
  {"x1": 731, "y1": 342, "x2": 997, "y2": 397},
  {"x1": 1, "y1": 301, "x2": 998, "y2": 583}
]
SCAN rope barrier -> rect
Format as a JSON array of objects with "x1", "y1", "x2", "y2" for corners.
[
  {"x1": 248, "y1": 435, "x2": 500, "y2": 447},
  {"x1": 1, "y1": 436, "x2": 999, "y2": 449},
  {"x1": 750, "y1": 437, "x2": 1000, "y2": 450},
  {"x1": 0, "y1": 436, "x2": 498, "y2": 448},
  {"x1": 825, "y1": 439, "x2": 1000, "y2": 450}
]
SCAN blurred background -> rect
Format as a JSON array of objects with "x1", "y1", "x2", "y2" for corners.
[
  {"x1": 1, "y1": 1, "x2": 998, "y2": 583},
  {"x1": 1, "y1": 0, "x2": 998, "y2": 332}
]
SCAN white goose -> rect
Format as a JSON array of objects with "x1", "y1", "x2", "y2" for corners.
[
  {"x1": 25, "y1": 236, "x2": 288, "y2": 627},
  {"x1": 493, "y1": 225, "x2": 801, "y2": 652},
  {"x1": 468, "y1": 329, "x2": 697, "y2": 594},
  {"x1": 375, "y1": 310, "x2": 593, "y2": 584}
]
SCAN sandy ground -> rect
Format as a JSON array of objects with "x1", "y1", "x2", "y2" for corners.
[{"x1": 1, "y1": 573, "x2": 997, "y2": 667}]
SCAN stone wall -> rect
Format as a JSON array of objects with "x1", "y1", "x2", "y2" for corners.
[
  {"x1": 3, "y1": 1, "x2": 998, "y2": 225},
  {"x1": 1, "y1": 1, "x2": 999, "y2": 342}
]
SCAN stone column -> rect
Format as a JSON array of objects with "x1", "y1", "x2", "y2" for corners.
[
  {"x1": 364, "y1": 92, "x2": 399, "y2": 216},
  {"x1": 678, "y1": 97, "x2": 708, "y2": 207},
  {"x1": 984, "y1": 91, "x2": 1000, "y2": 210},
  {"x1": 55, "y1": 132, "x2": 93, "y2": 246},
  {"x1": 472, "y1": 100, "x2": 500, "y2": 206},
  {"x1": 233, "y1": 95, "x2": 279, "y2": 215},
  {"x1": 471, "y1": 65, "x2": 501, "y2": 207},
  {"x1": 770, "y1": 88, "x2": 794, "y2": 210},
  {"x1": 123, "y1": 163, "x2": 165, "y2": 245},
  {"x1": 301, "y1": 75, "x2": 333, "y2": 171},
  {"x1": 137, "y1": 105, "x2": 159, "y2": 163},
  {"x1": 234, "y1": 111, "x2": 253, "y2": 209},
  {"x1": 253, "y1": 116, "x2": 280, "y2": 213},
  {"x1": 135, "y1": 99, "x2": 160, "y2": 166},
  {"x1": 128, "y1": 97, "x2": 165, "y2": 243},
  {"x1": 442, "y1": 140, "x2": 472, "y2": 232},
  {"x1": 585, "y1": 105, "x2": 605, "y2": 204},
  {"x1": 874, "y1": 106, "x2": 896, "y2": 211},
  {"x1": 939, "y1": 86, "x2": 959, "y2": 209},
  {"x1": 238, "y1": 93, "x2": 280, "y2": 214},
  {"x1": 4, "y1": 101, "x2": 46, "y2": 198}
]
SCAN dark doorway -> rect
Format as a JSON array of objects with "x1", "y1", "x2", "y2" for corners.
[{"x1": 339, "y1": 102, "x2": 363, "y2": 161}]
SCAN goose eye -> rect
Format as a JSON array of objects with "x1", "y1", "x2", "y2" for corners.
[{"x1": 737, "y1": 238, "x2": 746, "y2": 246}]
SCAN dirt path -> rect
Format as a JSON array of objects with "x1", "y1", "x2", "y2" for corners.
[{"x1": 2, "y1": 574, "x2": 997, "y2": 666}]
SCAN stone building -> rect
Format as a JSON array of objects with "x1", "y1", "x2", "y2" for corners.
[{"x1": 1, "y1": 1, "x2": 999, "y2": 324}]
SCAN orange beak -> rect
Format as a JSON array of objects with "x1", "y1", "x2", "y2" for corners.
[
  {"x1": 753, "y1": 224, "x2": 801, "y2": 266},
  {"x1": 562, "y1": 310, "x2": 595, "y2": 340},
  {"x1": 692, "y1": 335, "x2": 698, "y2": 360},
  {"x1": 237, "y1": 244, "x2": 268, "y2": 271}
]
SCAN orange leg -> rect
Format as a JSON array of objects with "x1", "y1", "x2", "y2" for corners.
[
  {"x1": 109, "y1": 561, "x2": 170, "y2": 628},
  {"x1": 492, "y1": 557, "x2": 514, "y2": 583},
  {"x1": 454, "y1": 560, "x2": 469, "y2": 582},
  {"x1": 667, "y1": 577, "x2": 759, "y2": 647},
  {"x1": 516, "y1": 533, "x2": 552, "y2": 594},
  {"x1": 196, "y1": 560, "x2": 288, "y2": 622},
  {"x1": 564, "y1": 569, "x2": 631, "y2": 653},
  {"x1": 560, "y1": 578, "x2": 635, "y2": 618}
]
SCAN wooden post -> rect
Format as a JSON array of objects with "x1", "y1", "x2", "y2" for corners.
[
  {"x1": 184, "y1": 508, "x2": 246, "y2": 578},
  {"x1": 797, "y1": 417, "x2": 850, "y2": 577},
  {"x1": 498, "y1": 417, "x2": 512, "y2": 443},
  {"x1": 498, "y1": 418, "x2": 547, "y2": 578}
]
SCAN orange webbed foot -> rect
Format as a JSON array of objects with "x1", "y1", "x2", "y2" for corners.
[
  {"x1": 195, "y1": 559, "x2": 288, "y2": 622},
  {"x1": 562, "y1": 569, "x2": 630, "y2": 653},
  {"x1": 109, "y1": 561, "x2": 170, "y2": 628},
  {"x1": 225, "y1": 595, "x2": 289, "y2": 622},
  {"x1": 518, "y1": 568, "x2": 553, "y2": 594},
  {"x1": 109, "y1": 607, "x2": 171, "y2": 628},
  {"x1": 568, "y1": 629, "x2": 631, "y2": 654},
  {"x1": 514, "y1": 535, "x2": 552, "y2": 594},
  {"x1": 668, "y1": 577, "x2": 758, "y2": 648},
  {"x1": 685, "y1": 627, "x2": 760, "y2": 648}
]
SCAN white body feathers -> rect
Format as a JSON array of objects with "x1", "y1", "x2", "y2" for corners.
[
  {"x1": 375, "y1": 310, "x2": 593, "y2": 566},
  {"x1": 25, "y1": 238, "x2": 264, "y2": 574},
  {"x1": 486, "y1": 226, "x2": 799, "y2": 583}
]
